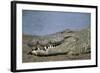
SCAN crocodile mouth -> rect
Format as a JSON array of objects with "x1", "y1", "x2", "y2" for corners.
[
  {"x1": 27, "y1": 41, "x2": 62, "y2": 56},
  {"x1": 27, "y1": 36, "x2": 78, "y2": 56}
]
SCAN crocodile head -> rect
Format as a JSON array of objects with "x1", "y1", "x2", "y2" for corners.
[{"x1": 27, "y1": 40, "x2": 63, "y2": 56}]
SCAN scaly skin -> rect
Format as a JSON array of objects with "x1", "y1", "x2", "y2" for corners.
[{"x1": 27, "y1": 28, "x2": 90, "y2": 56}]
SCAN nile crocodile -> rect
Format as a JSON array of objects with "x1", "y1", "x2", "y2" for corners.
[{"x1": 27, "y1": 28, "x2": 90, "y2": 56}]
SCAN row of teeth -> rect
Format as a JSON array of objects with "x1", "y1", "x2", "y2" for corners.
[
  {"x1": 33, "y1": 45, "x2": 56, "y2": 51},
  {"x1": 44, "y1": 45, "x2": 56, "y2": 49}
]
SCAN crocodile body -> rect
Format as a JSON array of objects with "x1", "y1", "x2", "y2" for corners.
[{"x1": 27, "y1": 28, "x2": 90, "y2": 56}]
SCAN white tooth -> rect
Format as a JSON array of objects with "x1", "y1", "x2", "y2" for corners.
[
  {"x1": 44, "y1": 46, "x2": 46, "y2": 49},
  {"x1": 32, "y1": 51, "x2": 37, "y2": 55}
]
